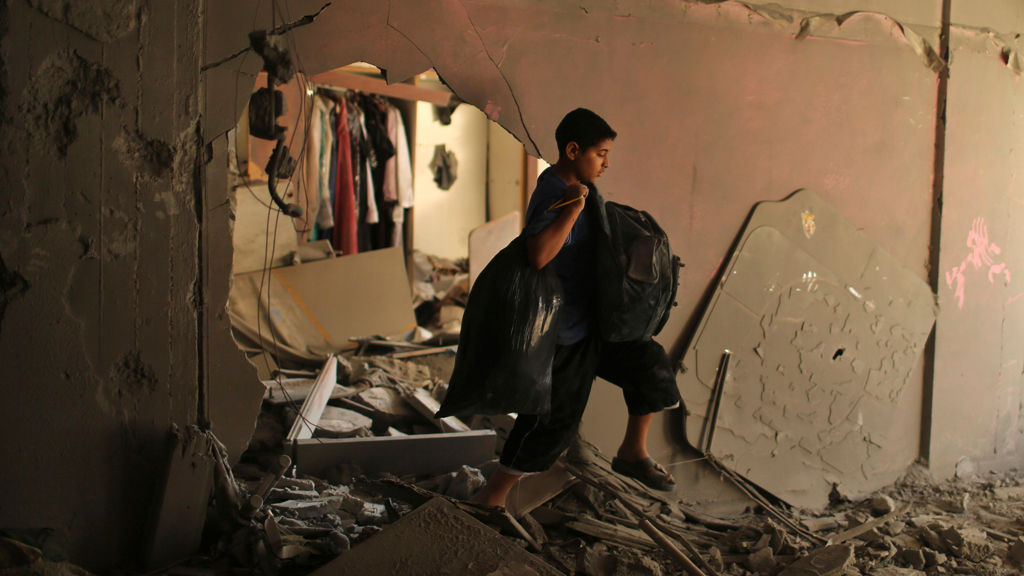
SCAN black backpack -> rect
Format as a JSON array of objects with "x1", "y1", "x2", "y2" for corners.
[{"x1": 591, "y1": 190, "x2": 682, "y2": 341}]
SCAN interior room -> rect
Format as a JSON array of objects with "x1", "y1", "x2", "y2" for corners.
[{"x1": 4, "y1": 1, "x2": 1024, "y2": 576}]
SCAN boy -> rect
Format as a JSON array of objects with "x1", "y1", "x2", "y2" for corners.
[{"x1": 472, "y1": 108, "x2": 682, "y2": 507}]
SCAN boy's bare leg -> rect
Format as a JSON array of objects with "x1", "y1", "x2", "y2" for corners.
[
  {"x1": 470, "y1": 469, "x2": 522, "y2": 507},
  {"x1": 616, "y1": 413, "x2": 654, "y2": 462}
]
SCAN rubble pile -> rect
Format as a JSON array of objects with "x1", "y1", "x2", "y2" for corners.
[{"x1": 409, "y1": 250, "x2": 468, "y2": 343}]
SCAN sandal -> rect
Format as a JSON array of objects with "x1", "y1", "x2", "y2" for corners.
[{"x1": 611, "y1": 456, "x2": 676, "y2": 492}]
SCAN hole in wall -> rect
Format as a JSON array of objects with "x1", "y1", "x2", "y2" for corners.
[
  {"x1": 222, "y1": 60, "x2": 538, "y2": 466},
  {"x1": 832, "y1": 348, "x2": 845, "y2": 361}
]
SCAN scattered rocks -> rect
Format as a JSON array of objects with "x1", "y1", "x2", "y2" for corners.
[
  {"x1": 867, "y1": 495, "x2": 896, "y2": 516},
  {"x1": 778, "y1": 544, "x2": 853, "y2": 576},
  {"x1": 747, "y1": 547, "x2": 777, "y2": 575}
]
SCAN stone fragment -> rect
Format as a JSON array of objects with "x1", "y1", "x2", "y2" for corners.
[
  {"x1": 893, "y1": 534, "x2": 922, "y2": 550},
  {"x1": 778, "y1": 545, "x2": 854, "y2": 576},
  {"x1": 338, "y1": 494, "x2": 366, "y2": 515},
  {"x1": 992, "y1": 486, "x2": 1024, "y2": 500},
  {"x1": 747, "y1": 547, "x2": 777, "y2": 575},
  {"x1": 445, "y1": 465, "x2": 486, "y2": 501},
  {"x1": 328, "y1": 530, "x2": 350, "y2": 552},
  {"x1": 856, "y1": 528, "x2": 885, "y2": 543},
  {"x1": 867, "y1": 494, "x2": 896, "y2": 516},
  {"x1": 357, "y1": 503, "x2": 387, "y2": 526},
  {"x1": 867, "y1": 568, "x2": 924, "y2": 575},
  {"x1": 882, "y1": 521, "x2": 906, "y2": 537},
  {"x1": 271, "y1": 499, "x2": 330, "y2": 519},
  {"x1": 921, "y1": 548, "x2": 946, "y2": 567},
  {"x1": 898, "y1": 549, "x2": 925, "y2": 570},
  {"x1": 277, "y1": 477, "x2": 317, "y2": 491},
  {"x1": 916, "y1": 526, "x2": 944, "y2": 552},
  {"x1": 708, "y1": 547, "x2": 725, "y2": 572},
  {"x1": 1008, "y1": 537, "x2": 1024, "y2": 565},
  {"x1": 267, "y1": 488, "x2": 319, "y2": 502},
  {"x1": 939, "y1": 527, "x2": 992, "y2": 561}
]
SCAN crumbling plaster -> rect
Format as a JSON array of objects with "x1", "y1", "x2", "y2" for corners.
[
  {"x1": 0, "y1": 0, "x2": 207, "y2": 570},
  {"x1": 2, "y1": 0, "x2": 1024, "y2": 571}
]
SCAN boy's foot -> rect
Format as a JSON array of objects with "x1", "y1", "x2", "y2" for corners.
[{"x1": 611, "y1": 456, "x2": 676, "y2": 492}]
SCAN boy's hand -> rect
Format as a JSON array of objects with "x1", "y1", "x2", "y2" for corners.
[{"x1": 565, "y1": 183, "x2": 589, "y2": 209}]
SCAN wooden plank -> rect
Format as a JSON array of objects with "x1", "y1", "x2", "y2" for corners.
[
  {"x1": 286, "y1": 356, "x2": 338, "y2": 442},
  {"x1": 294, "y1": 430, "x2": 496, "y2": 478},
  {"x1": 145, "y1": 428, "x2": 215, "y2": 569},
  {"x1": 564, "y1": 516, "x2": 657, "y2": 551},
  {"x1": 311, "y1": 70, "x2": 452, "y2": 106},
  {"x1": 403, "y1": 387, "x2": 470, "y2": 432},
  {"x1": 505, "y1": 462, "x2": 577, "y2": 519}
]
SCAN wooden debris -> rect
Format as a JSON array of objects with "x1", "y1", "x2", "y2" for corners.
[
  {"x1": 826, "y1": 504, "x2": 909, "y2": 545},
  {"x1": 403, "y1": 387, "x2": 470, "y2": 432},
  {"x1": 639, "y1": 518, "x2": 708, "y2": 576},
  {"x1": 286, "y1": 356, "x2": 339, "y2": 442}
]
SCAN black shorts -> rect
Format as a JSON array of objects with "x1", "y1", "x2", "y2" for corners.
[{"x1": 498, "y1": 332, "x2": 682, "y2": 473}]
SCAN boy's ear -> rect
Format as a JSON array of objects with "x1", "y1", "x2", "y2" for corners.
[{"x1": 565, "y1": 141, "x2": 580, "y2": 160}]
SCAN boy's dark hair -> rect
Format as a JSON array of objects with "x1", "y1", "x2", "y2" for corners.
[{"x1": 555, "y1": 108, "x2": 616, "y2": 157}]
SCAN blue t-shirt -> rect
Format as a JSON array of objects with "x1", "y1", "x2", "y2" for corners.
[{"x1": 523, "y1": 168, "x2": 598, "y2": 345}]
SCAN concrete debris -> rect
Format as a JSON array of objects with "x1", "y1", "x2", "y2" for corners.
[
  {"x1": 20, "y1": 49, "x2": 121, "y2": 156},
  {"x1": 866, "y1": 494, "x2": 896, "y2": 516},
  {"x1": 444, "y1": 465, "x2": 486, "y2": 501},
  {"x1": 778, "y1": 545, "x2": 853, "y2": 576},
  {"x1": 746, "y1": 547, "x2": 777, "y2": 575}
]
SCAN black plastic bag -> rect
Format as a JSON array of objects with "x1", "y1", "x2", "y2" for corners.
[
  {"x1": 435, "y1": 235, "x2": 563, "y2": 417},
  {"x1": 593, "y1": 196, "x2": 682, "y2": 341}
]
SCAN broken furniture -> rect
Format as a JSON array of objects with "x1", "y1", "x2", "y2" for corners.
[{"x1": 678, "y1": 190, "x2": 938, "y2": 508}]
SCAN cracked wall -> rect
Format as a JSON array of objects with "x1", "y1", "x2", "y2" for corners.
[
  {"x1": 0, "y1": 0, "x2": 206, "y2": 571},
  {"x1": 204, "y1": 0, "x2": 944, "y2": 479},
  {"x1": 928, "y1": 2, "x2": 1024, "y2": 478},
  {"x1": 4, "y1": 0, "x2": 1024, "y2": 570}
]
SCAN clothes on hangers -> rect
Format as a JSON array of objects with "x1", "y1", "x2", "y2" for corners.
[{"x1": 302, "y1": 86, "x2": 416, "y2": 253}]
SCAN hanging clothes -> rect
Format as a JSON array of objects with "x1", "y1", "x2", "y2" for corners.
[
  {"x1": 384, "y1": 104, "x2": 415, "y2": 246},
  {"x1": 359, "y1": 94, "x2": 395, "y2": 250},
  {"x1": 332, "y1": 98, "x2": 359, "y2": 255},
  {"x1": 301, "y1": 94, "x2": 335, "y2": 241},
  {"x1": 314, "y1": 95, "x2": 335, "y2": 231}
]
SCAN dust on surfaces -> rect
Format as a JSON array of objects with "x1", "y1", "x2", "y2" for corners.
[
  {"x1": 110, "y1": 349, "x2": 157, "y2": 394},
  {"x1": 113, "y1": 127, "x2": 174, "y2": 181},
  {"x1": 27, "y1": 0, "x2": 138, "y2": 43},
  {"x1": 20, "y1": 49, "x2": 120, "y2": 157},
  {"x1": 0, "y1": 254, "x2": 29, "y2": 332}
]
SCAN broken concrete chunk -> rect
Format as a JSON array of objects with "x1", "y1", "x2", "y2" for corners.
[
  {"x1": 356, "y1": 503, "x2": 387, "y2": 526},
  {"x1": 316, "y1": 406, "x2": 374, "y2": 438},
  {"x1": 867, "y1": 568, "x2": 924, "y2": 576},
  {"x1": 358, "y1": 387, "x2": 417, "y2": 417},
  {"x1": 866, "y1": 494, "x2": 896, "y2": 516},
  {"x1": 939, "y1": 527, "x2": 992, "y2": 561},
  {"x1": 897, "y1": 549, "x2": 925, "y2": 569},
  {"x1": 801, "y1": 517, "x2": 840, "y2": 533},
  {"x1": 747, "y1": 547, "x2": 777, "y2": 575},
  {"x1": 1008, "y1": 538, "x2": 1024, "y2": 565},
  {"x1": 328, "y1": 531, "x2": 350, "y2": 553},
  {"x1": 921, "y1": 548, "x2": 946, "y2": 567},
  {"x1": 992, "y1": 486, "x2": 1024, "y2": 500},
  {"x1": 267, "y1": 488, "x2": 319, "y2": 502},
  {"x1": 277, "y1": 477, "x2": 317, "y2": 491},
  {"x1": 271, "y1": 499, "x2": 330, "y2": 519},
  {"x1": 445, "y1": 465, "x2": 485, "y2": 501},
  {"x1": 893, "y1": 534, "x2": 923, "y2": 550},
  {"x1": 778, "y1": 545, "x2": 853, "y2": 576},
  {"x1": 883, "y1": 521, "x2": 906, "y2": 537}
]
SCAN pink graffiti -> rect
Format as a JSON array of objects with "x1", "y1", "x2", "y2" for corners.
[{"x1": 946, "y1": 217, "x2": 1011, "y2": 309}]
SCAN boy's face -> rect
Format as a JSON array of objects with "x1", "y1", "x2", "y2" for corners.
[{"x1": 567, "y1": 138, "x2": 613, "y2": 183}]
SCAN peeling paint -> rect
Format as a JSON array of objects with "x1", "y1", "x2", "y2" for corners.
[{"x1": 111, "y1": 349, "x2": 158, "y2": 394}]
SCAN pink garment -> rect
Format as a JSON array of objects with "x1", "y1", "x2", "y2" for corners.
[{"x1": 332, "y1": 103, "x2": 359, "y2": 255}]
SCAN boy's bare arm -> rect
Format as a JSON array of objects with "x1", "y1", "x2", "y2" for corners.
[{"x1": 527, "y1": 183, "x2": 588, "y2": 269}]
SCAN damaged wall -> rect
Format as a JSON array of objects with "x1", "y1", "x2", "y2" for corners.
[
  {"x1": 6, "y1": 0, "x2": 1024, "y2": 570},
  {"x1": 0, "y1": 0, "x2": 210, "y2": 570},
  {"x1": 928, "y1": 2, "x2": 1024, "y2": 478},
  {"x1": 203, "y1": 0, "x2": 943, "y2": 490}
]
